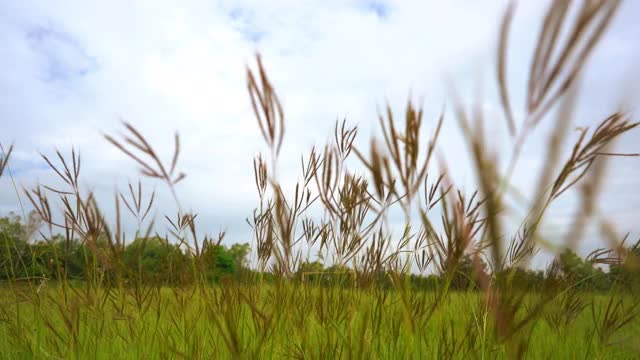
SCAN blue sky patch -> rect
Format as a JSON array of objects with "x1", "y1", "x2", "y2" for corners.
[
  {"x1": 4, "y1": 156, "x2": 50, "y2": 177},
  {"x1": 228, "y1": 8, "x2": 266, "y2": 43},
  {"x1": 26, "y1": 25, "x2": 98, "y2": 83},
  {"x1": 364, "y1": 1, "x2": 390, "y2": 19}
]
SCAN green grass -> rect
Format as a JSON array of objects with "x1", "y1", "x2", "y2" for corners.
[{"x1": 1, "y1": 284, "x2": 638, "y2": 359}]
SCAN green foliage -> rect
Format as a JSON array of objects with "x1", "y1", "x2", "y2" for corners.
[
  {"x1": 609, "y1": 243, "x2": 640, "y2": 291},
  {"x1": 296, "y1": 260, "x2": 324, "y2": 282},
  {"x1": 0, "y1": 212, "x2": 28, "y2": 240},
  {"x1": 0, "y1": 214, "x2": 251, "y2": 285},
  {"x1": 0, "y1": 213, "x2": 636, "y2": 292},
  {"x1": 200, "y1": 242, "x2": 250, "y2": 282},
  {"x1": 124, "y1": 236, "x2": 187, "y2": 284},
  {"x1": 557, "y1": 249, "x2": 611, "y2": 291}
]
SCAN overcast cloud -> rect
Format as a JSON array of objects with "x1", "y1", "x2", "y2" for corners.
[{"x1": 1, "y1": 0, "x2": 639, "y2": 266}]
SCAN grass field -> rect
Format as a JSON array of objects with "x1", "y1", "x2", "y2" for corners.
[{"x1": 1, "y1": 283, "x2": 638, "y2": 359}]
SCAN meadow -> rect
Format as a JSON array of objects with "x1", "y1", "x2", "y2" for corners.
[
  {"x1": 0, "y1": 284, "x2": 638, "y2": 359},
  {"x1": 1, "y1": 1, "x2": 640, "y2": 359}
]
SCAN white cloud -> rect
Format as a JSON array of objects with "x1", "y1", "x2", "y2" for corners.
[{"x1": 1, "y1": 0, "x2": 639, "y2": 263}]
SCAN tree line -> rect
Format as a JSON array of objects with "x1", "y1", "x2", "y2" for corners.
[
  {"x1": 1, "y1": 212, "x2": 638, "y2": 291},
  {"x1": 0, "y1": 212, "x2": 250, "y2": 285}
]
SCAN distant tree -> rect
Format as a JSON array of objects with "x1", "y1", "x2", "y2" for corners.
[
  {"x1": 297, "y1": 260, "x2": 324, "y2": 282},
  {"x1": 323, "y1": 263, "x2": 356, "y2": 287},
  {"x1": 609, "y1": 241, "x2": 640, "y2": 291},
  {"x1": 0, "y1": 211, "x2": 43, "y2": 279},
  {"x1": 409, "y1": 273, "x2": 440, "y2": 291},
  {"x1": 495, "y1": 267, "x2": 546, "y2": 292},
  {"x1": 557, "y1": 249, "x2": 610, "y2": 291},
  {"x1": 445, "y1": 254, "x2": 486, "y2": 291},
  {"x1": 200, "y1": 242, "x2": 251, "y2": 283},
  {"x1": 0, "y1": 212, "x2": 28, "y2": 240},
  {"x1": 53, "y1": 235, "x2": 88, "y2": 279},
  {"x1": 229, "y1": 243, "x2": 251, "y2": 269},
  {"x1": 124, "y1": 236, "x2": 186, "y2": 284}
]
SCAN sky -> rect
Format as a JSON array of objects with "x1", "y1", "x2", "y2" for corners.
[{"x1": 1, "y1": 0, "x2": 639, "y2": 267}]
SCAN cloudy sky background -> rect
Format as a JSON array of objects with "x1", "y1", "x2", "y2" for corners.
[{"x1": 1, "y1": 0, "x2": 639, "y2": 267}]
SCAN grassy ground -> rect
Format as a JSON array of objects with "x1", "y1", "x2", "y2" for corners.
[{"x1": 1, "y1": 283, "x2": 638, "y2": 359}]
